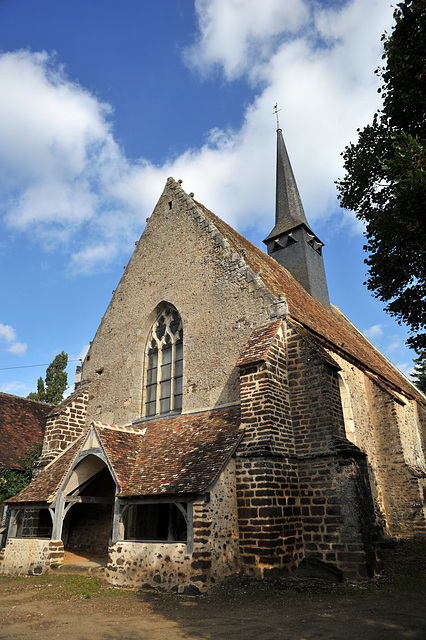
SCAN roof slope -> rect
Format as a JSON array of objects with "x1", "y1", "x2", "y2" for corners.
[
  {"x1": 0, "y1": 393, "x2": 52, "y2": 469},
  {"x1": 237, "y1": 320, "x2": 281, "y2": 367},
  {"x1": 8, "y1": 437, "x2": 84, "y2": 503},
  {"x1": 194, "y1": 198, "x2": 424, "y2": 405},
  {"x1": 9, "y1": 407, "x2": 241, "y2": 503},
  {"x1": 100, "y1": 406, "x2": 241, "y2": 497}
]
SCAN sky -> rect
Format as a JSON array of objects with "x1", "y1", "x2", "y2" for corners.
[{"x1": 0, "y1": 0, "x2": 417, "y2": 398}]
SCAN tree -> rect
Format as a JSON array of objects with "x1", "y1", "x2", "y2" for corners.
[
  {"x1": 27, "y1": 351, "x2": 68, "y2": 404},
  {"x1": 0, "y1": 443, "x2": 42, "y2": 502},
  {"x1": 412, "y1": 356, "x2": 426, "y2": 394},
  {"x1": 336, "y1": 0, "x2": 426, "y2": 353}
]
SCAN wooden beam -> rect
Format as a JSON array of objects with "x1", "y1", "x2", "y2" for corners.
[{"x1": 64, "y1": 496, "x2": 114, "y2": 504}]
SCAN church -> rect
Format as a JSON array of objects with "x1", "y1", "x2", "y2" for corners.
[{"x1": 1, "y1": 124, "x2": 425, "y2": 593}]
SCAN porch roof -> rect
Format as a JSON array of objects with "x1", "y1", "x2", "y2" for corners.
[
  {"x1": 99, "y1": 405, "x2": 242, "y2": 497},
  {"x1": 8, "y1": 406, "x2": 241, "y2": 504}
]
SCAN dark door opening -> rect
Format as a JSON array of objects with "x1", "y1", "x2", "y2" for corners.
[{"x1": 62, "y1": 465, "x2": 115, "y2": 560}]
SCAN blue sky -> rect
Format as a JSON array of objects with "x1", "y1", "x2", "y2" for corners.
[{"x1": 0, "y1": 0, "x2": 416, "y2": 397}]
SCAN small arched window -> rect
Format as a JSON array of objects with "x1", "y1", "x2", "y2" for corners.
[{"x1": 144, "y1": 307, "x2": 183, "y2": 417}]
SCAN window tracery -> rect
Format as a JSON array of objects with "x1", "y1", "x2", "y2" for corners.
[{"x1": 144, "y1": 307, "x2": 183, "y2": 417}]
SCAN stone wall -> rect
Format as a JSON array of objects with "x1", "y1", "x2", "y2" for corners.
[
  {"x1": 286, "y1": 328, "x2": 377, "y2": 576},
  {"x1": 36, "y1": 390, "x2": 89, "y2": 470},
  {"x1": 287, "y1": 326, "x2": 346, "y2": 453},
  {"x1": 0, "y1": 539, "x2": 63, "y2": 576},
  {"x1": 238, "y1": 327, "x2": 294, "y2": 457},
  {"x1": 236, "y1": 456, "x2": 303, "y2": 578},
  {"x1": 298, "y1": 454, "x2": 377, "y2": 578},
  {"x1": 237, "y1": 324, "x2": 303, "y2": 576},
  {"x1": 106, "y1": 460, "x2": 239, "y2": 593},
  {"x1": 366, "y1": 376, "x2": 426, "y2": 537},
  {"x1": 190, "y1": 458, "x2": 240, "y2": 590},
  {"x1": 106, "y1": 541, "x2": 191, "y2": 591},
  {"x1": 236, "y1": 323, "x2": 378, "y2": 578},
  {"x1": 333, "y1": 352, "x2": 426, "y2": 538},
  {"x1": 79, "y1": 179, "x2": 280, "y2": 427}
]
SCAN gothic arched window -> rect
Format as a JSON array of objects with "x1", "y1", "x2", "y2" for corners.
[{"x1": 144, "y1": 307, "x2": 183, "y2": 417}]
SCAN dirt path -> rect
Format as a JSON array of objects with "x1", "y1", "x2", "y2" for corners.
[{"x1": 1, "y1": 541, "x2": 425, "y2": 640}]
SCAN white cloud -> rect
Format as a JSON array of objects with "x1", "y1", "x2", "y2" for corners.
[
  {"x1": 385, "y1": 339, "x2": 401, "y2": 355},
  {"x1": 363, "y1": 324, "x2": 384, "y2": 340},
  {"x1": 0, "y1": 381, "x2": 31, "y2": 395},
  {"x1": 0, "y1": 50, "x2": 157, "y2": 270},
  {"x1": 6, "y1": 342, "x2": 28, "y2": 356},
  {"x1": 185, "y1": 0, "x2": 308, "y2": 80},
  {"x1": 0, "y1": 1, "x2": 395, "y2": 273},
  {"x1": 0, "y1": 322, "x2": 27, "y2": 356},
  {"x1": 0, "y1": 323, "x2": 16, "y2": 343},
  {"x1": 397, "y1": 362, "x2": 415, "y2": 378}
]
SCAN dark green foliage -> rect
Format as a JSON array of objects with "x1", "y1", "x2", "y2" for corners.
[
  {"x1": 27, "y1": 351, "x2": 68, "y2": 404},
  {"x1": 0, "y1": 443, "x2": 42, "y2": 502},
  {"x1": 336, "y1": 0, "x2": 426, "y2": 352},
  {"x1": 412, "y1": 355, "x2": 426, "y2": 393},
  {"x1": 27, "y1": 377, "x2": 46, "y2": 402},
  {"x1": 45, "y1": 351, "x2": 68, "y2": 404}
]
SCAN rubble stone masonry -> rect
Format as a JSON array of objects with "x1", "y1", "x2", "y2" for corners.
[
  {"x1": 0, "y1": 539, "x2": 63, "y2": 576},
  {"x1": 106, "y1": 461, "x2": 239, "y2": 593}
]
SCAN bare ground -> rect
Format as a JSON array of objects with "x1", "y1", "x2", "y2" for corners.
[{"x1": 1, "y1": 540, "x2": 425, "y2": 640}]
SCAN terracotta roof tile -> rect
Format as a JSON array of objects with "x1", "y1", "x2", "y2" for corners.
[
  {"x1": 100, "y1": 406, "x2": 241, "y2": 497},
  {"x1": 237, "y1": 320, "x2": 281, "y2": 367},
  {"x1": 8, "y1": 407, "x2": 241, "y2": 503},
  {"x1": 195, "y1": 200, "x2": 425, "y2": 405},
  {"x1": 8, "y1": 438, "x2": 84, "y2": 503},
  {"x1": 0, "y1": 393, "x2": 52, "y2": 470}
]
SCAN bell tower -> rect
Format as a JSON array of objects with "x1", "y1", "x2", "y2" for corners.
[{"x1": 263, "y1": 115, "x2": 330, "y2": 306}]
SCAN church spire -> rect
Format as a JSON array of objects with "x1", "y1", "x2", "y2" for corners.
[
  {"x1": 263, "y1": 110, "x2": 330, "y2": 306},
  {"x1": 264, "y1": 124, "x2": 310, "y2": 241}
]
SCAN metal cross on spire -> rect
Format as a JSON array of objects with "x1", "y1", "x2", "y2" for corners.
[{"x1": 273, "y1": 103, "x2": 282, "y2": 131}]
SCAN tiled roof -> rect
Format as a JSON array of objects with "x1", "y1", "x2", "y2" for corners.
[
  {"x1": 100, "y1": 406, "x2": 242, "y2": 497},
  {"x1": 8, "y1": 407, "x2": 241, "y2": 503},
  {"x1": 7, "y1": 438, "x2": 84, "y2": 503},
  {"x1": 237, "y1": 320, "x2": 281, "y2": 367},
  {"x1": 195, "y1": 199, "x2": 425, "y2": 405},
  {"x1": 0, "y1": 393, "x2": 52, "y2": 470}
]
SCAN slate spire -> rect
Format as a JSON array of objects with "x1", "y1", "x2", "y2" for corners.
[
  {"x1": 265, "y1": 125, "x2": 310, "y2": 241},
  {"x1": 263, "y1": 120, "x2": 330, "y2": 306}
]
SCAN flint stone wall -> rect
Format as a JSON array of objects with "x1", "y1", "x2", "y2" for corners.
[
  {"x1": 106, "y1": 460, "x2": 239, "y2": 593},
  {"x1": 0, "y1": 539, "x2": 63, "y2": 576}
]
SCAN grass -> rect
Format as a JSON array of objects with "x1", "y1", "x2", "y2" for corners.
[{"x1": 0, "y1": 573, "x2": 131, "y2": 601}]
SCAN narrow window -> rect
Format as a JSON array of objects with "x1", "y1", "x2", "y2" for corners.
[{"x1": 144, "y1": 307, "x2": 183, "y2": 417}]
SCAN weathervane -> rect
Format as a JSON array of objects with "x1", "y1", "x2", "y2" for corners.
[{"x1": 273, "y1": 103, "x2": 282, "y2": 131}]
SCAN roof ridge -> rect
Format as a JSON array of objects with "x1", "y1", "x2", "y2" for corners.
[
  {"x1": 93, "y1": 421, "x2": 147, "y2": 435},
  {"x1": 331, "y1": 306, "x2": 425, "y2": 401}
]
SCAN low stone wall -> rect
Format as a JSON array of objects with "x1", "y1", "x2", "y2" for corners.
[
  {"x1": 0, "y1": 538, "x2": 63, "y2": 575},
  {"x1": 106, "y1": 461, "x2": 240, "y2": 593},
  {"x1": 106, "y1": 542, "x2": 191, "y2": 592}
]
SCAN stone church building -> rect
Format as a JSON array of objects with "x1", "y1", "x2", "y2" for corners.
[{"x1": 1, "y1": 127, "x2": 425, "y2": 592}]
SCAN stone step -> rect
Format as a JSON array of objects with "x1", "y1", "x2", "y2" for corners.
[{"x1": 50, "y1": 561, "x2": 106, "y2": 577}]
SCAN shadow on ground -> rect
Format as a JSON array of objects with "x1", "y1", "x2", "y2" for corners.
[{"x1": 0, "y1": 539, "x2": 425, "y2": 640}]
